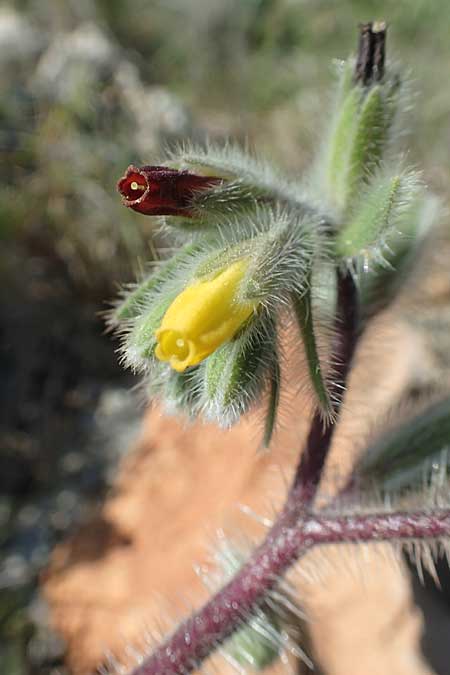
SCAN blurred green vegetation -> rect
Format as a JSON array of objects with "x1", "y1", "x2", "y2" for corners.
[
  {"x1": 2, "y1": 1, "x2": 450, "y2": 673},
  {"x1": 2, "y1": 0, "x2": 450, "y2": 293}
]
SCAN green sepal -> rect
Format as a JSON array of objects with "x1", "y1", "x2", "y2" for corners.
[
  {"x1": 291, "y1": 286, "x2": 333, "y2": 421},
  {"x1": 167, "y1": 157, "x2": 236, "y2": 180},
  {"x1": 357, "y1": 397, "x2": 450, "y2": 492},
  {"x1": 142, "y1": 363, "x2": 201, "y2": 419},
  {"x1": 193, "y1": 240, "x2": 255, "y2": 280},
  {"x1": 262, "y1": 356, "x2": 281, "y2": 449},
  {"x1": 202, "y1": 314, "x2": 277, "y2": 428},
  {"x1": 166, "y1": 144, "x2": 311, "y2": 227},
  {"x1": 336, "y1": 168, "x2": 422, "y2": 261},
  {"x1": 161, "y1": 367, "x2": 201, "y2": 418},
  {"x1": 326, "y1": 86, "x2": 362, "y2": 212},
  {"x1": 190, "y1": 180, "x2": 267, "y2": 221},
  {"x1": 358, "y1": 192, "x2": 435, "y2": 319},
  {"x1": 343, "y1": 85, "x2": 391, "y2": 209},
  {"x1": 123, "y1": 292, "x2": 177, "y2": 370},
  {"x1": 335, "y1": 58, "x2": 357, "y2": 107},
  {"x1": 112, "y1": 241, "x2": 203, "y2": 324}
]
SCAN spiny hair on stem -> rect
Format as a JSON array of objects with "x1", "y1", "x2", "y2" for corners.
[{"x1": 195, "y1": 530, "x2": 313, "y2": 672}]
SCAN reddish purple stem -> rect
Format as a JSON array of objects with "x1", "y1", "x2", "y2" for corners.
[{"x1": 131, "y1": 508, "x2": 450, "y2": 675}]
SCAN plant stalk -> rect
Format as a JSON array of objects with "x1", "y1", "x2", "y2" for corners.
[{"x1": 130, "y1": 507, "x2": 450, "y2": 675}]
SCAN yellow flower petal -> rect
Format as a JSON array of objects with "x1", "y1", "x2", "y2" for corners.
[{"x1": 155, "y1": 259, "x2": 257, "y2": 371}]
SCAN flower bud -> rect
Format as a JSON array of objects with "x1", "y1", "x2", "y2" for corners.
[
  {"x1": 154, "y1": 259, "x2": 258, "y2": 372},
  {"x1": 117, "y1": 164, "x2": 222, "y2": 216},
  {"x1": 318, "y1": 25, "x2": 403, "y2": 217}
]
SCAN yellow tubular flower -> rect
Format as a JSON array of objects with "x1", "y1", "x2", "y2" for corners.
[{"x1": 155, "y1": 259, "x2": 257, "y2": 372}]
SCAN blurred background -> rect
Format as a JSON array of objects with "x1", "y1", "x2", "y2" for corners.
[{"x1": 1, "y1": 1, "x2": 450, "y2": 673}]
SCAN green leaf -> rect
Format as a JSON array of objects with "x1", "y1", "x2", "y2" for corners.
[
  {"x1": 357, "y1": 397, "x2": 450, "y2": 492},
  {"x1": 225, "y1": 612, "x2": 280, "y2": 670},
  {"x1": 123, "y1": 292, "x2": 177, "y2": 370}
]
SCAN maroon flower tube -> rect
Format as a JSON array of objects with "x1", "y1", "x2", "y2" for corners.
[{"x1": 117, "y1": 164, "x2": 222, "y2": 216}]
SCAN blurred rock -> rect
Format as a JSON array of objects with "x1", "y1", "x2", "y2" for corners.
[
  {"x1": 0, "y1": 7, "x2": 42, "y2": 64},
  {"x1": 32, "y1": 19, "x2": 191, "y2": 156},
  {"x1": 115, "y1": 61, "x2": 191, "y2": 154},
  {"x1": 0, "y1": 385, "x2": 142, "y2": 589},
  {"x1": 34, "y1": 22, "x2": 117, "y2": 99}
]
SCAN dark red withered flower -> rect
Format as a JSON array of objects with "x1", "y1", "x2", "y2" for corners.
[{"x1": 117, "y1": 165, "x2": 222, "y2": 216}]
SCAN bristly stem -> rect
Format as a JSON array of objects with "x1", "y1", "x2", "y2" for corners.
[{"x1": 129, "y1": 507, "x2": 450, "y2": 675}]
